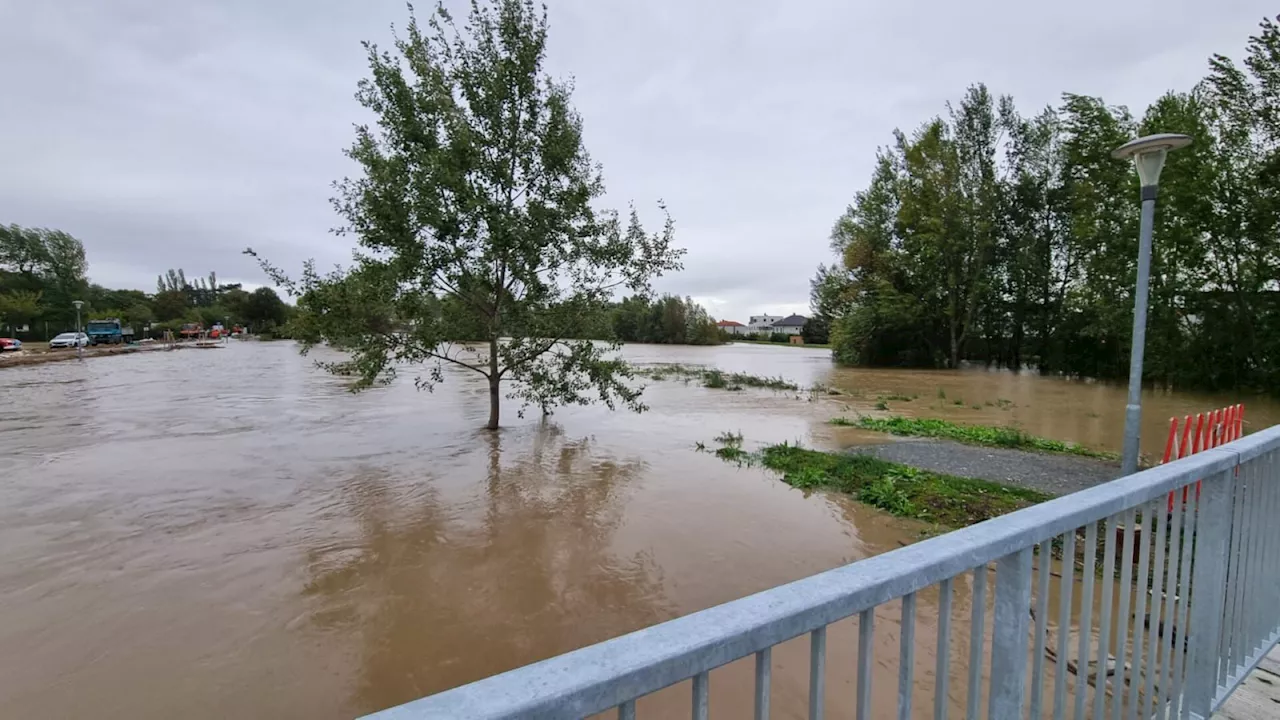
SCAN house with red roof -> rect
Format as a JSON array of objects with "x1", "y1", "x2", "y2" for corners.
[{"x1": 716, "y1": 320, "x2": 748, "y2": 336}]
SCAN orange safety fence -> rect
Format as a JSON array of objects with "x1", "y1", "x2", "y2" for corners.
[{"x1": 1162, "y1": 403, "x2": 1245, "y2": 511}]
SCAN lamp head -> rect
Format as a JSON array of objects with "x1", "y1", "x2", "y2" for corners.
[
  {"x1": 72, "y1": 300, "x2": 84, "y2": 309},
  {"x1": 1112, "y1": 133, "x2": 1192, "y2": 187}
]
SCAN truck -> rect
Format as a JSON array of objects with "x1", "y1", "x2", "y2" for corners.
[{"x1": 86, "y1": 319, "x2": 136, "y2": 345}]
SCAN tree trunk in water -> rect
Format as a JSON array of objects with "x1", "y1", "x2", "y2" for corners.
[{"x1": 486, "y1": 337, "x2": 500, "y2": 430}]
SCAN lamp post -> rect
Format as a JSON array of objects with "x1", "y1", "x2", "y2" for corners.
[
  {"x1": 72, "y1": 300, "x2": 84, "y2": 359},
  {"x1": 1112, "y1": 133, "x2": 1192, "y2": 476}
]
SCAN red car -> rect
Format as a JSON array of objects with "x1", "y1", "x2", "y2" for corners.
[{"x1": 0, "y1": 338, "x2": 22, "y2": 352}]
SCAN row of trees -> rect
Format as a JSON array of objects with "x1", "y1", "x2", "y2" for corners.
[
  {"x1": 814, "y1": 15, "x2": 1280, "y2": 393},
  {"x1": 0, "y1": 223, "x2": 291, "y2": 338},
  {"x1": 611, "y1": 295, "x2": 720, "y2": 345}
]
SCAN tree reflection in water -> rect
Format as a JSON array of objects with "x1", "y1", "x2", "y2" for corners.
[{"x1": 300, "y1": 422, "x2": 673, "y2": 716}]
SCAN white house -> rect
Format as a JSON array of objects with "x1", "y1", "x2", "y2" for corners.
[{"x1": 747, "y1": 314, "x2": 782, "y2": 334}]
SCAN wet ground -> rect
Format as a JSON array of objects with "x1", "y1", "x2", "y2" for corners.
[
  {"x1": 0, "y1": 341, "x2": 1273, "y2": 718},
  {"x1": 849, "y1": 440, "x2": 1119, "y2": 496}
]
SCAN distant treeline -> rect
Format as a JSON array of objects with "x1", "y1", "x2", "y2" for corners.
[
  {"x1": 609, "y1": 294, "x2": 720, "y2": 345},
  {"x1": 0, "y1": 224, "x2": 292, "y2": 338},
  {"x1": 813, "y1": 15, "x2": 1280, "y2": 393}
]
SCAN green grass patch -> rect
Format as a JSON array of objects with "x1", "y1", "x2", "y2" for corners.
[
  {"x1": 835, "y1": 416, "x2": 1117, "y2": 459},
  {"x1": 880, "y1": 393, "x2": 914, "y2": 402},
  {"x1": 709, "y1": 441, "x2": 1048, "y2": 527}
]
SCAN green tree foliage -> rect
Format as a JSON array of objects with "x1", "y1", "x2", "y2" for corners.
[
  {"x1": 821, "y1": 15, "x2": 1280, "y2": 393},
  {"x1": 610, "y1": 294, "x2": 719, "y2": 345},
  {"x1": 241, "y1": 287, "x2": 289, "y2": 332},
  {"x1": 0, "y1": 224, "x2": 89, "y2": 332},
  {"x1": 0, "y1": 290, "x2": 42, "y2": 331},
  {"x1": 250, "y1": 0, "x2": 683, "y2": 429}
]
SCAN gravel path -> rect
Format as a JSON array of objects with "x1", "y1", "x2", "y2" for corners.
[{"x1": 848, "y1": 438, "x2": 1121, "y2": 497}]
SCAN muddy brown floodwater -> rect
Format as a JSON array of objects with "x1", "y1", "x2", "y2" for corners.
[{"x1": 1, "y1": 341, "x2": 1273, "y2": 718}]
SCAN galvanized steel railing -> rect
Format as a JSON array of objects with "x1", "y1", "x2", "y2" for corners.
[{"x1": 365, "y1": 426, "x2": 1280, "y2": 720}]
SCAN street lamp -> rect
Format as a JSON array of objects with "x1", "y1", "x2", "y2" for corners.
[
  {"x1": 72, "y1": 300, "x2": 84, "y2": 359},
  {"x1": 1112, "y1": 133, "x2": 1192, "y2": 475}
]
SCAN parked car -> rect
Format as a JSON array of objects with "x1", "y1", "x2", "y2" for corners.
[
  {"x1": 49, "y1": 332, "x2": 89, "y2": 349},
  {"x1": 0, "y1": 338, "x2": 22, "y2": 352}
]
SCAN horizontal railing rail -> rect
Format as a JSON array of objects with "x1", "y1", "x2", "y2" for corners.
[{"x1": 365, "y1": 425, "x2": 1280, "y2": 720}]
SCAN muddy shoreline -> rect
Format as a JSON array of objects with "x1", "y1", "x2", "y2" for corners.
[{"x1": 0, "y1": 342, "x2": 214, "y2": 368}]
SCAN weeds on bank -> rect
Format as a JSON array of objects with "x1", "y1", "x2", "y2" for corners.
[
  {"x1": 832, "y1": 416, "x2": 1117, "y2": 460},
  {"x1": 700, "y1": 433, "x2": 1048, "y2": 527}
]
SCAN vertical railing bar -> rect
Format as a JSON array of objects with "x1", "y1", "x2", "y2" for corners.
[
  {"x1": 990, "y1": 548, "x2": 1033, "y2": 720},
  {"x1": 966, "y1": 566, "x2": 987, "y2": 720},
  {"x1": 810, "y1": 626, "x2": 826, "y2": 720},
  {"x1": 1256, "y1": 453, "x2": 1271, "y2": 661},
  {"x1": 1184, "y1": 469, "x2": 1234, "y2": 719},
  {"x1": 1245, "y1": 454, "x2": 1266, "y2": 661},
  {"x1": 857, "y1": 609, "x2": 873, "y2": 720},
  {"x1": 692, "y1": 671, "x2": 708, "y2": 720},
  {"x1": 1030, "y1": 543, "x2": 1051, "y2": 719},
  {"x1": 618, "y1": 700, "x2": 636, "y2": 720},
  {"x1": 1140, "y1": 496, "x2": 1168, "y2": 718},
  {"x1": 1266, "y1": 452, "x2": 1280, "y2": 646},
  {"x1": 1093, "y1": 514, "x2": 1119, "y2": 720},
  {"x1": 1169, "y1": 485, "x2": 1198, "y2": 719},
  {"x1": 1251, "y1": 455, "x2": 1265, "y2": 654},
  {"x1": 1074, "y1": 522, "x2": 1097, "y2": 720},
  {"x1": 1219, "y1": 464, "x2": 1246, "y2": 688},
  {"x1": 1258, "y1": 452, "x2": 1273, "y2": 651},
  {"x1": 1125, "y1": 501, "x2": 1153, "y2": 720},
  {"x1": 1053, "y1": 531, "x2": 1075, "y2": 720},
  {"x1": 755, "y1": 647, "x2": 771, "y2": 720},
  {"x1": 936, "y1": 578, "x2": 953, "y2": 720},
  {"x1": 1227, "y1": 458, "x2": 1249, "y2": 681},
  {"x1": 899, "y1": 593, "x2": 915, "y2": 720},
  {"x1": 1157, "y1": 488, "x2": 1184, "y2": 717},
  {"x1": 1266, "y1": 451, "x2": 1278, "y2": 642},
  {"x1": 1111, "y1": 508, "x2": 1137, "y2": 720},
  {"x1": 1235, "y1": 457, "x2": 1256, "y2": 676}
]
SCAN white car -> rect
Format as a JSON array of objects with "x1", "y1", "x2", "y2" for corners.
[{"x1": 49, "y1": 332, "x2": 89, "y2": 349}]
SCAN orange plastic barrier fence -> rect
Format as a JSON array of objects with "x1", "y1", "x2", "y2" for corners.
[{"x1": 1163, "y1": 403, "x2": 1244, "y2": 511}]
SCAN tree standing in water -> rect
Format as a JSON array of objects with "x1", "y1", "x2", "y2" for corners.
[{"x1": 251, "y1": 0, "x2": 682, "y2": 430}]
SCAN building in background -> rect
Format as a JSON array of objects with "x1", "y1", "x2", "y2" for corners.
[
  {"x1": 747, "y1": 314, "x2": 782, "y2": 333},
  {"x1": 772, "y1": 314, "x2": 808, "y2": 335},
  {"x1": 716, "y1": 320, "x2": 749, "y2": 335}
]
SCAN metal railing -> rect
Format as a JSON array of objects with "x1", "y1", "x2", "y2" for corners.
[{"x1": 364, "y1": 426, "x2": 1280, "y2": 720}]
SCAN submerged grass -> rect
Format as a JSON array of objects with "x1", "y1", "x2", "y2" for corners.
[
  {"x1": 832, "y1": 416, "x2": 1117, "y2": 460},
  {"x1": 703, "y1": 436, "x2": 1048, "y2": 527},
  {"x1": 646, "y1": 364, "x2": 800, "y2": 392}
]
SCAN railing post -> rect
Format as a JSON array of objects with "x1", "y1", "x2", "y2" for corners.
[
  {"x1": 989, "y1": 547, "x2": 1033, "y2": 719},
  {"x1": 1184, "y1": 468, "x2": 1236, "y2": 718}
]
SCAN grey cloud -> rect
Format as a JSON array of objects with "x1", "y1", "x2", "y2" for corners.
[{"x1": 1, "y1": 0, "x2": 1272, "y2": 320}]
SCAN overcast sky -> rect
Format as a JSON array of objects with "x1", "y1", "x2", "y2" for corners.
[{"x1": 0, "y1": 1, "x2": 1271, "y2": 321}]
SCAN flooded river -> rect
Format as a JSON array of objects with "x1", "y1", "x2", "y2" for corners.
[{"x1": 1, "y1": 342, "x2": 1274, "y2": 718}]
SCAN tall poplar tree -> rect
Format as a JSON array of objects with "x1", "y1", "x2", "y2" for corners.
[{"x1": 251, "y1": 0, "x2": 683, "y2": 429}]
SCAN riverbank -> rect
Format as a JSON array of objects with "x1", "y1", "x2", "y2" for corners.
[
  {"x1": 707, "y1": 434, "x2": 1050, "y2": 528},
  {"x1": 847, "y1": 439, "x2": 1119, "y2": 497},
  {"x1": 0, "y1": 341, "x2": 214, "y2": 368},
  {"x1": 833, "y1": 415, "x2": 1117, "y2": 459},
  {"x1": 730, "y1": 339, "x2": 831, "y2": 349}
]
